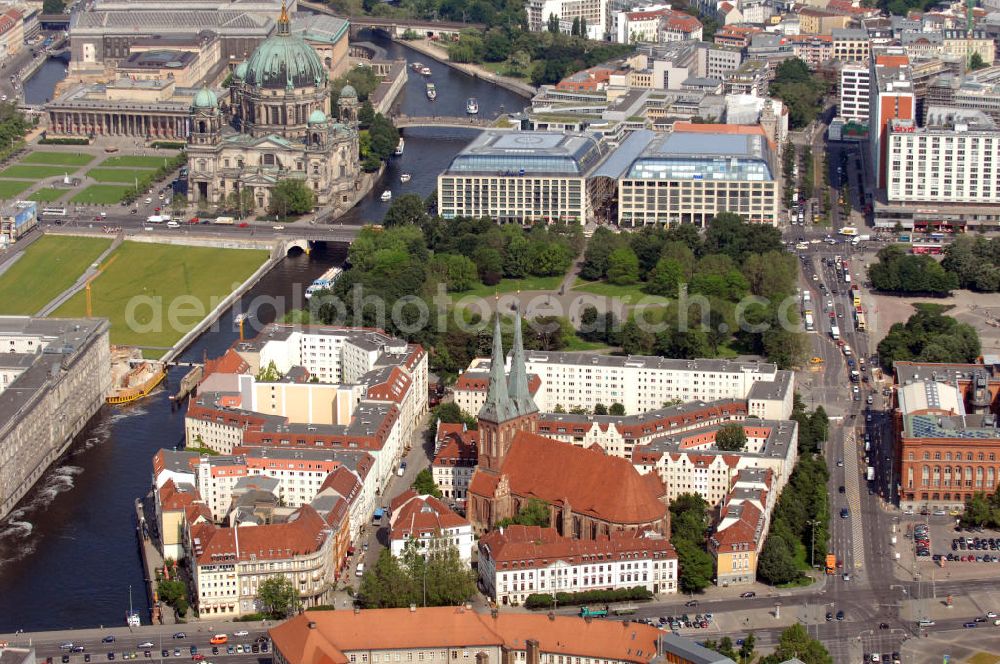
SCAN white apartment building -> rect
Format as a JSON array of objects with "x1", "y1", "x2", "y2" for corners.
[
  {"x1": 437, "y1": 130, "x2": 609, "y2": 225},
  {"x1": 431, "y1": 422, "x2": 477, "y2": 502},
  {"x1": 478, "y1": 525, "x2": 677, "y2": 605},
  {"x1": 540, "y1": 0, "x2": 608, "y2": 39},
  {"x1": 839, "y1": 63, "x2": 871, "y2": 121},
  {"x1": 886, "y1": 107, "x2": 1000, "y2": 204},
  {"x1": 388, "y1": 492, "x2": 474, "y2": 563}
]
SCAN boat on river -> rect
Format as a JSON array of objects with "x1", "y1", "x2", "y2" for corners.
[
  {"x1": 107, "y1": 346, "x2": 165, "y2": 405},
  {"x1": 411, "y1": 61, "x2": 423, "y2": 72},
  {"x1": 426, "y1": 83, "x2": 436, "y2": 100},
  {"x1": 466, "y1": 97, "x2": 479, "y2": 114},
  {"x1": 400, "y1": 173, "x2": 411, "y2": 183},
  {"x1": 420, "y1": 66, "x2": 432, "y2": 76},
  {"x1": 381, "y1": 190, "x2": 392, "y2": 202},
  {"x1": 305, "y1": 266, "x2": 343, "y2": 299},
  {"x1": 395, "y1": 137, "x2": 404, "y2": 155}
]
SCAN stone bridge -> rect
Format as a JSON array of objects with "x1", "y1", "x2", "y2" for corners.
[{"x1": 299, "y1": 2, "x2": 484, "y2": 37}]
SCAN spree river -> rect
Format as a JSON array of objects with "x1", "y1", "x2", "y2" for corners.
[{"x1": 0, "y1": 35, "x2": 530, "y2": 632}]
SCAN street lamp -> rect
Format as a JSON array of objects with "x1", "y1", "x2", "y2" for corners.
[{"x1": 807, "y1": 519, "x2": 821, "y2": 569}]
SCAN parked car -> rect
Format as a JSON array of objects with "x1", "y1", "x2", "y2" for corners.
[{"x1": 740, "y1": 591, "x2": 756, "y2": 598}]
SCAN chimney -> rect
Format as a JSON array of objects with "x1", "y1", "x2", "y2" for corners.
[
  {"x1": 526, "y1": 640, "x2": 540, "y2": 664},
  {"x1": 308, "y1": 621, "x2": 317, "y2": 629}
]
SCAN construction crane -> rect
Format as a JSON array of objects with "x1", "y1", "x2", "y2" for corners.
[{"x1": 84, "y1": 254, "x2": 117, "y2": 318}]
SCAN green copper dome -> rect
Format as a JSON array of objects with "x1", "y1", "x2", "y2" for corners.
[
  {"x1": 243, "y1": 28, "x2": 327, "y2": 90},
  {"x1": 233, "y1": 62, "x2": 248, "y2": 80},
  {"x1": 192, "y1": 87, "x2": 218, "y2": 109},
  {"x1": 308, "y1": 109, "x2": 327, "y2": 124},
  {"x1": 339, "y1": 84, "x2": 358, "y2": 99}
]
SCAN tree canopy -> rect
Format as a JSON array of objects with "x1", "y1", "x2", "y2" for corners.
[
  {"x1": 669, "y1": 493, "x2": 714, "y2": 592},
  {"x1": 412, "y1": 468, "x2": 443, "y2": 498},
  {"x1": 760, "y1": 624, "x2": 832, "y2": 664},
  {"x1": 268, "y1": 179, "x2": 315, "y2": 217},
  {"x1": 877, "y1": 304, "x2": 981, "y2": 368},
  {"x1": 256, "y1": 576, "x2": 302, "y2": 619},
  {"x1": 769, "y1": 58, "x2": 828, "y2": 129},
  {"x1": 868, "y1": 244, "x2": 958, "y2": 295},
  {"x1": 359, "y1": 543, "x2": 476, "y2": 609},
  {"x1": 941, "y1": 234, "x2": 1000, "y2": 292},
  {"x1": 715, "y1": 423, "x2": 747, "y2": 452}
]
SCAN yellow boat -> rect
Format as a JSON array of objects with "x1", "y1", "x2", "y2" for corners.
[{"x1": 107, "y1": 349, "x2": 167, "y2": 404}]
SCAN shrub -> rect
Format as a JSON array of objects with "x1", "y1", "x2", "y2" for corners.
[
  {"x1": 39, "y1": 137, "x2": 89, "y2": 145},
  {"x1": 523, "y1": 586, "x2": 653, "y2": 610}
]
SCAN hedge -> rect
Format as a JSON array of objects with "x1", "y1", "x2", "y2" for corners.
[
  {"x1": 39, "y1": 137, "x2": 89, "y2": 145},
  {"x1": 120, "y1": 152, "x2": 187, "y2": 205},
  {"x1": 523, "y1": 586, "x2": 654, "y2": 610},
  {"x1": 151, "y1": 141, "x2": 186, "y2": 149}
]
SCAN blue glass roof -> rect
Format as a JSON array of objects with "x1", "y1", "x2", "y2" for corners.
[
  {"x1": 444, "y1": 131, "x2": 607, "y2": 176},
  {"x1": 626, "y1": 131, "x2": 774, "y2": 181}
]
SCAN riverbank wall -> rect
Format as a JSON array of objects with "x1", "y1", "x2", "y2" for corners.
[{"x1": 397, "y1": 38, "x2": 536, "y2": 98}]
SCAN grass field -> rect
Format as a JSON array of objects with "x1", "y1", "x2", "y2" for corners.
[
  {"x1": 0, "y1": 179, "x2": 32, "y2": 199},
  {"x1": 21, "y1": 152, "x2": 96, "y2": 167},
  {"x1": 458, "y1": 276, "x2": 565, "y2": 300},
  {"x1": 100, "y1": 155, "x2": 175, "y2": 169},
  {"x1": 87, "y1": 167, "x2": 154, "y2": 183},
  {"x1": 71, "y1": 184, "x2": 133, "y2": 205},
  {"x1": 54, "y1": 242, "x2": 268, "y2": 349},
  {"x1": 0, "y1": 164, "x2": 79, "y2": 179},
  {"x1": 0, "y1": 235, "x2": 112, "y2": 315},
  {"x1": 29, "y1": 187, "x2": 69, "y2": 203},
  {"x1": 573, "y1": 278, "x2": 670, "y2": 303}
]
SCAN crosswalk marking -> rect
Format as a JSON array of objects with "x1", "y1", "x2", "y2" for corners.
[{"x1": 843, "y1": 430, "x2": 866, "y2": 570}]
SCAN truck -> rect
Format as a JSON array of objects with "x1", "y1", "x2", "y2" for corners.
[
  {"x1": 214, "y1": 216, "x2": 235, "y2": 225},
  {"x1": 830, "y1": 325, "x2": 840, "y2": 340},
  {"x1": 825, "y1": 554, "x2": 837, "y2": 574},
  {"x1": 578, "y1": 606, "x2": 608, "y2": 618},
  {"x1": 804, "y1": 313, "x2": 815, "y2": 331},
  {"x1": 839, "y1": 226, "x2": 859, "y2": 236},
  {"x1": 147, "y1": 215, "x2": 164, "y2": 223},
  {"x1": 372, "y1": 507, "x2": 384, "y2": 526},
  {"x1": 802, "y1": 290, "x2": 812, "y2": 305},
  {"x1": 844, "y1": 273, "x2": 852, "y2": 284},
  {"x1": 867, "y1": 466, "x2": 876, "y2": 482}
]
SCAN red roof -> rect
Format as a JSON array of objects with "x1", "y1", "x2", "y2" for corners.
[
  {"x1": 190, "y1": 505, "x2": 330, "y2": 565},
  {"x1": 390, "y1": 493, "x2": 469, "y2": 541},
  {"x1": 709, "y1": 501, "x2": 765, "y2": 553},
  {"x1": 202, "y1": 348, "x2": 250, "y2": 379},
  {"x1": 470, "y1": 431, "x2": 667, "y2": 526}
]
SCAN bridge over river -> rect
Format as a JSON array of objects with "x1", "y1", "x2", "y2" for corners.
[{"x1": 393, "y1": 113, "x2": 501, "y2": 129}]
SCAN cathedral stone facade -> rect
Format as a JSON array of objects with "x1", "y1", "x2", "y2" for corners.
[{"x1": 186, "y1": 3, "x2": 360, "y2": 213}]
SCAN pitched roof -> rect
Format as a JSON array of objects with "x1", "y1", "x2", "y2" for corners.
[
  {"x1": 190, "y1": 505, "x2": 329, "y2": 565},
  {"x1": 269, "y1": 608, "x2": 664, "y2": 664},
  {"x1": 433, "y1": 425, "x2": 478, "y2": 467},
  {"x1": 474, "y1": 432, "x2": 667, "y2": 525},
  {"x1": 709, "y1": 501, "x2": 765, "y2": 553},
  {"x1": 390, "y1": 494, "x2": 469, "y2": 540}
]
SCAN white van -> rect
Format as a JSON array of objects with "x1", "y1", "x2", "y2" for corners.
[
  {"x1": 355, "y1": 562, "x2": 365, "y2": 577},
  {"x1": 166, "y1": 221, "x2": 180, "y2": 229}
]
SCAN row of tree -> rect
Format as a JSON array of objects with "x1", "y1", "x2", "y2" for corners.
[
  {"x1": 868, "y1": 244, "x2": 958, "y2": 295},
  {"x1": 668, "y1": 493, "x2": 715, "y2": 593},
  {"x1": 359, "y1": 543, "x2": 477, "y2": 609},
  {"x1": 941, "y1": 234, "x2": 1000, "y2": 292},
  {"x1": 769, "y1": 58, "x2": 829, "y2": 130},
  {"x1": 708, "y1": 625, "x2": 834, "y2": 664},
  {"x1": 790, "y1": 393, "x2": 829, "y2": 454},
  {"x1": 876, "y1": 304, "x2": 981, "y2": 369},
  {"x1": 757, "y1": 454, "x2": 830, "y2": 586}
]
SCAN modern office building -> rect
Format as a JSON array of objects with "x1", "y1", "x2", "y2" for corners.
[
  {"x1": 617, "y1": 123, "x2": 779, "y2": 226},
  {"x1": 839, "y1": 63, "x2": 871, "y2": 121},
  {"x1": 868, "y1": 49, "x2": 915, "y2": 190},
  {"x1": 831, "y1": 27, "x2": 870, "y2": 62},
  {"x1": 436, "y1": 130, "x2": 611, "y2": 225},
  {"x1": 0, "y1": 317, "x2": 111, "y2": 521}
]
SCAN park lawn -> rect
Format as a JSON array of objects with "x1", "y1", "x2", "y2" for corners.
[
  {"x1": 0, "y1": 179, "x2": 32, "y2": 199},
  {"x1": 573, "y1": 278, "x2": 670, "y2": 303},
  {"x1": 100, "y1": 155, "x2": 176, "y2": 169},
  {"x1": 28, "y1": 187, "x2": 69, "y2": 203},
  {"x1": 87, "y1": 167, "x2": 155, "y2": 183},
  {"x1": 458, "y1": 276, "x2": 565, "y2": 300},
  {"x1": 53, "y1": 242, "x2": 268, "y2": 349},
  {"x1": 71, "y1": 184, "x2": 133, "y2": 205},
  {"x1": 0, "y1": 164, "x2": 78, "y2": 179},
  {"x1": 0, "y1": 235, "x2": 112, "y2": 315},
  {"x1": 563, "y1": 336, "x2": 611, "y2": 352},
  {"x1": 21, "y1": 151, "x2": 96, "y2": 166}
]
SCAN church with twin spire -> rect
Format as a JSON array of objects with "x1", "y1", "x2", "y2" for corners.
[{"x1": 467, "y1": 314, "x2": 670, "y2": 540}]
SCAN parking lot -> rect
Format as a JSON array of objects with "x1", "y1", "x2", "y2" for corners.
[{"x1": 900, "y1": 517, "x2": 1000, "y2": 580}]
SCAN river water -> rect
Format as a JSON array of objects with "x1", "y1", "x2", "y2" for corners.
[{"x1": 0, "y1": 34, "x2": 530, "y2": 632}]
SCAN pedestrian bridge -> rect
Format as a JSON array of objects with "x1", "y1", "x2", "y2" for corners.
[
  {"x1": 299, "y1": 2, "x2": 484, "y2": 37},
  {"x1": 395, "y1": 114, "x2": 498, "y2": 129}
]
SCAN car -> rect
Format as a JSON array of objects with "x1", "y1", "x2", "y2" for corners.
[
  {"x1": 138, "y1": 644, "x2": 153, "y2": 650},
  {"x1": 226, "y1": 648, "x2": 234, "y2": 656},
  {"x1": 173, "y1": 651, "x2": 180, "y2": 658},
  {"x1": 740, "y1": 591, "x2": 756, "y2": 598},
  {"x1": 251, "y1": 646, "x2": 259, "y2": 654},
  {"x1": 72, "y1": 648, "x2": 85, "y2": 654},
  {"x1": 144, "y1": 653, "x2": 151, "y2": 659},
  {"x1": 933, "y1": 509, "x2": 947, "y2": 516},
  {"x1": 233, "y1": 631, "x2": 249, "y2": 638},
  {"x1": 211, "y1": 649, "x2": 218, "y2": 656},
  {"x1": 837, "y1": 459, "x2": 844, "y2": 467},
  {"x1": 172, "y1": 634, "x2": 185, "y2": 640},
  {"x1": 235, "y1": 646, "x2": 244, "y2": 654},
  {"x1": 85, "y1": 656, "x2": 91, "y2": 663},
  {"x1": 192, "y1": 656, "x2": 205, "y2": 661},
  {"x1": 988, "y1": 611, "x2": 997, "y2": 618},
  {"x1": 839, "y1": 485, "x2": 845, "y2": 493},
  {"x1": 238, "y1": 222, "x2": 249, "y2": 228},
  {"x1": 684, "y1": 599, "x2": 698, "y2": 607},
  {"x1": 209, "y1": 637, "x2": 227, "y2": 646},
  {"x1": 272, "y1": 225, "x2": 285, "y2": 231},
  {"x1": 260, "y1": 645, "x2": 268, "y2": 654},
  {"x1": 826, "y1": 612, "x2": 833, "y2": 621},
  {"x1": 188, "y1": 217, "x2": 200, "y2": 224},
  {"x1": 964, "y1": 622, "x2": 978, "y2": 628},
  {"x1": 189, "y1": 647, "x2": 197, "y2": 656},
  {"x1": 63, "y1": 657, "x2": 70, "y2": 663},
  {"x1": 61, "y1": 644, "x2": 75, "y2": 651},
  {"x1": 841, "y1": 508, "x2": 850, "y2": 518},
  {"x1": 107, "y1": 656, "x2": 114, "y2": 662},
  {"x1": 161, "y1": 652, "x2": 169, "y2": 659},
  {"x1": 836, "y1": 610, "x2": 845, "y2": 621},
  {"x1": 843, "y1": 573, "x2": 851, "y2": 581}
]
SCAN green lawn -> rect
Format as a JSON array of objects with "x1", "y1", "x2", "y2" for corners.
[
  {"x1": 71, "y1": 184, "x2": 134, "y2": 205},
  {"x1": 0, "y1": 179, "x2": 33, "y2": 199},
  {"x1": 54, "y1": 242, "x2": 268, "y2": 349},
  {"x1": 0, "y1": 164, "x2": 79, "y2": 179},
  {"x1": 0, "y1": 235, "x2": 112, "y2": 315},
  {"x1": 21, "y1": 152, "x2": 96, "y2": 166},
  {"x1": 87, "y1": 167, "x2": 154, "y2": 183},
  {"x1": 458, "y1": 276, "x2": 565, "y2": 300},
  {"x1": 573, "y1": 278, "x2": 670, "y2": 303},
  {"x1": 28, "y1": 187, "x2": 69, "y2": 203},
  {"x1": 100, "y1": 155, "x2": 175, "y2": 169},
  {"x1": 564, "y1": 336, "x2": 611, "y2": 352}
]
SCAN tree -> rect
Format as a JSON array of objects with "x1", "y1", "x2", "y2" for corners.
[
  {"x1": 674, "y1": 538, "x2": 715, "y2": 593},
  {"x1": 877, "y1": 304, "x2": 981, "y2": 368},
  {"x1": 571, "y1": 16, "x2": 580, "y2": 36},
  {"x1": 760, "y1": 624, "x2": 832, "y2": 664},
  {"x1": 715, "y1": 423, "x2": 747, "y2": 451},
  {"x1": 606, "y1": 247, "x2": 640, "y2": 285},
  {"x1": 498, "y1": 498, "x2": 551, "y2": 527},
  {"x1": 970, "y1": 52, "x2": 988, "y2": 71},
  {"x1": 961, "y1": 492, "x2": 994, "y2": 528},
  {"x1": 740, "y1": 633, "x2": 757, "y2": 662},
  {"x1": 579, "y1": 16, "x2": 588, "y2": 37},
  {"x1": 358, "y1": 101, "x2": 376, "y2": 128},
  {"x1": 609, "y1": 403, "x2": 625, "y2": 416},
  {"x1": 547, "y1": 13, "x2": 560, "y2": 32},
  {"x1": 646, "y1": 257, "x2": 684, "y2": 297},
  {"x1": 268, "y1": 179, "x2": 315, "y2": 217},
  {"x1": 412, "y1": 468, "x2": 443, "y2": 498},
  {"x1": 157, "y1": 579, "x2": 188, "y2": 618},
  {"x1": 757, "y1": 533, "x2": 801, "y2": 585},
  {"x1": 359, "y1": 548, "x2": 416, "y2": 608},
  {"x1": 432, "y1": 402, "x2": 478, "y2": 429},
  {"x1": 257, "y1": 576, "x2": 302, "y2": 619},
  {"x1": 769, "y1": 58, "x2": 828, "y2": 129},
  {"x1": 368, "y1": 113, "x2": 401, "y2": 161},
  {"x1": 593, "y1": 403, "x2": 608, "y2": 415}
]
